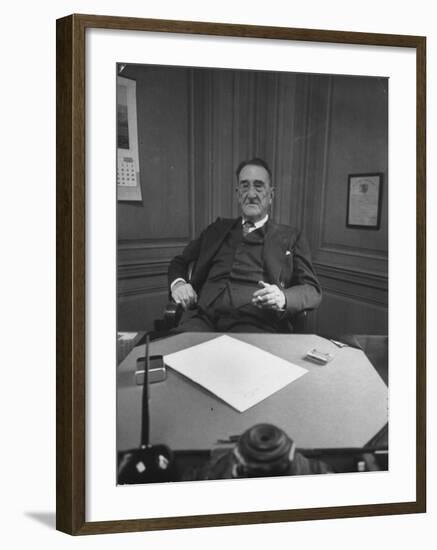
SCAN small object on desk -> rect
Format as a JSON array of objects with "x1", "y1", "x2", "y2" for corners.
[
  {"x1": 118, "y1": 331, "x2": 139, "y2": 341},
  {"x1": 135, "y1": 355, "x2": 167, "y2": 384},
  {"x1": 305, "y1": 348, "x2": 334, "y2": 365},
  {"x1": 216, "y1": 435, "x2": 240, "y2": 445},
  {"x1": 329, "y1": 339, "x2": 348, "y2": 348},
  {"x1": 117, "y1": 331, "x2": 143, "y2": 365}
]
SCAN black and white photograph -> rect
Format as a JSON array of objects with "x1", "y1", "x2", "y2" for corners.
[
  {"x1": 116, "y1": 63, "x2": 389, "y2": 485},
  {"x1": 2, "y1": 0, "x2": 434, "y2": 545}
]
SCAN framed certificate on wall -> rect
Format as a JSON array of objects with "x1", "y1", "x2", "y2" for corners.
[{"x1": 347, "y1": 173, "x2": 383, "y2": 229}]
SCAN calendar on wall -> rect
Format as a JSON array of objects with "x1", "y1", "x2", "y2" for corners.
[{"x1": 117, "y1": 75, "x2": 142, "y2": 201}]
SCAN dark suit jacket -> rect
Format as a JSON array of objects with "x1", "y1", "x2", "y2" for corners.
[{"x1": 168, "y1": 217, "x2": 322, "y2": 319}]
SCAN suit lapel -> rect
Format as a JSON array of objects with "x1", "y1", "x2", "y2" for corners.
[
  {"x1": 202, "y1": 217, "x2": 240, "y2": 264},
  {"x1": 264, "y1": 222, "x2": 288, "y2": 284},
  {"x1": 197, "y1": 218, "x2": 291, "y2": 286}
]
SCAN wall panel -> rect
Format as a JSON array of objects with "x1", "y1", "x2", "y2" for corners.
[
  {"x1": 117, "y1": 65, "x2": 192, "y2": 241},
  {"x1": 117, "y1": 65, "x2": 195, "y2": 331},
  {"x1": 315, "y1": 290, "x2": 388, "y2": 336},
  {"x1": 303, "y1": 74, "x2": 389, "y2": 334}
]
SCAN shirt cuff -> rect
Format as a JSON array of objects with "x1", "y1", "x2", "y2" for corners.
[
  {"x1": 278, "y1": 291, "x2": 287, "y2": 313},
  {"x1": 170, "y1": 278, "x2": 187, "y2": 292}
]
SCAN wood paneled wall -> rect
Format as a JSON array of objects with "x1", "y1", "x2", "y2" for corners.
[
  {"x1": 117, "y1": 65, "x2": 195, "y2": 331},
  {"x1": 302, "y1": 75, "x2": 388, "y2": 335},
  {"x1": 117, "y1": 65, "x2": 388, "y2": 335}
]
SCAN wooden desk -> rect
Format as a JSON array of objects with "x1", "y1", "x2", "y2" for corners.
[{"x1": 117, "y1": 333, "x2": 388, "y2": 453}]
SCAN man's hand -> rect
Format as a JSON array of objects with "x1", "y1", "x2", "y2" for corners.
[
  {"x1": 171, "y1": 281, "x2": 198, "y2": 310},
  {"x1": 252, "y1": 281, "x2": 286, "y2": 311}
]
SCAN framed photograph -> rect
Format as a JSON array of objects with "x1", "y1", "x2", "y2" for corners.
[
  {"x1": 347, "y1": 173, "x2": 383, "y2": 229},
  {"x1": 56, "y1": 14, "x2": 426, "y2": 535}
]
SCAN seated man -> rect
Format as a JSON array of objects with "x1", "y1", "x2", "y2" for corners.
[{"x1": 168, "y1": 158, "x2": 322, "y2": 332}]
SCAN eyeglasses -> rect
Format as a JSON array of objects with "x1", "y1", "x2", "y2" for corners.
[{"x1": 237, "y1": 181, "x2": 268, "y2": 192}]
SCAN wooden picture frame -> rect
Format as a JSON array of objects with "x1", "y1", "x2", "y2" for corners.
[
  {"x1": 346, "y1": 173, "x2": 383, "y2": 229},
  {"x1": 56, "y1": 13, "x2": 426, "y2": 535}
]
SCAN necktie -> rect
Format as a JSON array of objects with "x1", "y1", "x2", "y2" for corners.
[{"x1": 242, "y1": 220, "x2": 254, "y2": 236}]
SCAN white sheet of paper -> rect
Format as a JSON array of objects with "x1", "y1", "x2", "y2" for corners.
[
  {"x1": 164, "y1": 335, "x2": 308, "y2": 412},
  {"x1": 117, "y1": 332, "x2": 139, "y2": 341}
]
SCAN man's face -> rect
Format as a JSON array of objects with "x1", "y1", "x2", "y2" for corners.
[{"x1": 237, "y1": 164, "x2": 274, "y2": 222}]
